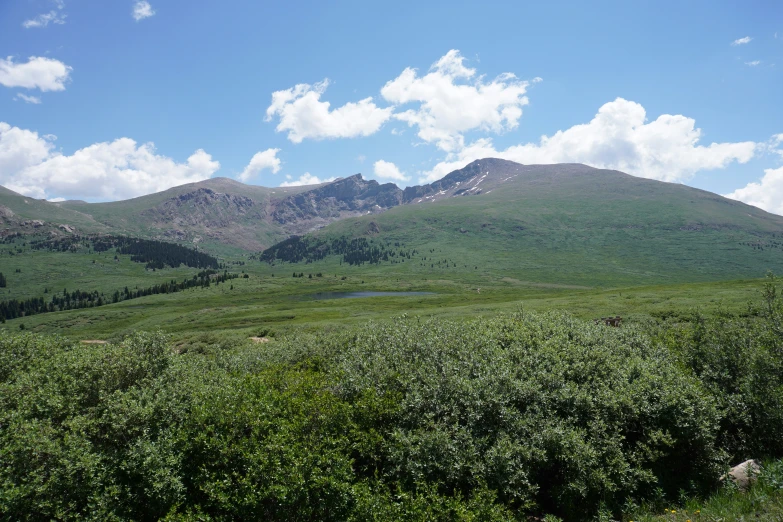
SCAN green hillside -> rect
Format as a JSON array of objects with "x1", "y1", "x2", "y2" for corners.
[
  {"x1": 57, "y1": 178, "x2": 312, "y2": 253},
  {"x1": 289, "y1": 159, "x2": 783, "y2": 287},
  {"x1": 0, "y1": 186, "x2": 108, "y2": 234}
]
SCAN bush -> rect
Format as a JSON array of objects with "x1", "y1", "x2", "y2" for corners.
[
  {"x1": 659, "y1": 275, "x2": 783, "y2": 461},
  {"x1": 330, "y1": 312, "x2": 722, "y2": 519},
  {"x1": 2, "y1": 305, "x2": 780, "y2": 520}
]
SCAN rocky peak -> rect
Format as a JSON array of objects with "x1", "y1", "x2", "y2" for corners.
[{"x1": 271, "y1": 174, "x2": 403, "y2": 233}]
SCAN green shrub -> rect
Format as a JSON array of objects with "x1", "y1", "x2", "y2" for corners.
[
  {"x1": 663, "y1": 276, "x2": 783, "y2": 460},
  {"x1": 3, "y1": 304, "x2": 780, "y2": 521},
  {"x1": 329, "y1": 312, "x2": 722, "y2": 519}
]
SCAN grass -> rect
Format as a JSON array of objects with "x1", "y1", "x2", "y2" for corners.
[
  {"x1": 630, "y1": 459, "x2": 783, "y2": 522},
  {"x1": 1, "y1": 245, "x2": 771, "y2": 341}
]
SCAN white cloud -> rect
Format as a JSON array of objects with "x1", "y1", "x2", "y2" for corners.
[
  {"x1": 266, "y1": 79, "x2": 393, "y2": 143},
  {"x1": 0, "y1": 122, "x2": 54, "y2": 175},
  {"x1": 279, "y1": 172, "x2": 335, "y2": 187},
  {"x1": 23, "y1": 11, "x2": 66, "y2": 28},
  {"x1": 725, "y1": 166, "x2": 783, "y2": 215},
  {"x1": 373, "y1": 159, "x2": 409, "y2": 181},
  {"x1": 420, "y1": 98, "x2": 757, "y2": 183},
  {"x1": 23, "y1": 0, "x2": 66, "y2": 28},
  {"x1": 238, "y1": 148, "x2": 281, "y2": 181},
  {"x1": 0, "y1": 122, "x2": 219, "y2": 200},
  {"x1": 732, "y1": 36, "x2": 752, "y2": 45},
  {"x1": 0, "y1": 56, "x2": 72, "y2": 92},
  {"x1": 380, "y1": 50, "x2": 532, "y2": 152},
  {"x1": 745, "y1": 60, "x2": 761, "y2": 66},
  {"x1": 14, "y1": 93, "x2": 42, "y2": 104},
  {"x1": 132, "y1": 1, "x2": 155, "y2": 21}
]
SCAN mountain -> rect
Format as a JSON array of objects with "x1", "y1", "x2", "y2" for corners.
[
  {"x1": 289, "y1": 159, "x2": 783, "y2": 286},
  {"x1": 52, "y1": 176, "x2": 409, "y2": 251},
  {"x1": 3, "y1": 159, "x2": 783, "y2": 286}
]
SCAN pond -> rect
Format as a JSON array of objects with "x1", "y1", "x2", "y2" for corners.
[{"x1": 310, "y1": 291, "x2": 435, "y2": 300}]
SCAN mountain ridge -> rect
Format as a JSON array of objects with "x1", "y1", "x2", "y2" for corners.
[{"x1": 2, "y1": 160, "x2": 782, "y2": 258}]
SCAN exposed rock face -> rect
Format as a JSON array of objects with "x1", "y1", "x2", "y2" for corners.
[
  {"x1": 271, "y1": 174, "x2": 403, "y2": 233},
  {"x1": 143, "y1": 188, "x2": 264, "y2": 228},
  {"x1": 0, "y1": 205, "x2": 14, "y2": 219},
  {"x1": 404, "y1": 158, "x2": 523, "y2": 203}
]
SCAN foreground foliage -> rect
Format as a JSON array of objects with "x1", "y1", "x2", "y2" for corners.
[{"x1": 1, "y1": 285, "x2": 782, "y2": 520}]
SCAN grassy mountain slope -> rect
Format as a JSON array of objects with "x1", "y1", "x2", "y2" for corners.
[
  {"x1": 56, "y1": 178, "x2": 311, "y2": 253},
  {"x1": 0, "y1": 186, "x2": 108, "y2": 234},
  {"x1": 298, "y1": 159, "x2": 783, "y2": 287}
]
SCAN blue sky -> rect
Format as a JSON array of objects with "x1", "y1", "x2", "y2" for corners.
[{"x1": 0, "y1": 0, "x2": 781, "y2": 212}]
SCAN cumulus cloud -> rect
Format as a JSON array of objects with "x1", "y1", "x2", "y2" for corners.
[
  {"x1": 279, "y1": 172, "x2": 335, "y2": 187},
  {"x1": 0, "y1": 56, "x2": 72, "y2": 92},
  {"x1": 373, "y1": 159, "x2": 409, "y2": 181},
  {"x1": 419, "y1": 98, "x2": 757, "y2": 183},
  {"x1": 725, "y1": 166, "x2": 783, "y2": 215},
  {"x1": 238, "y1": 148, "x2": 282, "y2": 181},
  {"x1": 266, "y1": 79, "x2": 393, "y2": 143},
  {"x1": 0, "y1": 122, "x2": 219, "y2": 200},
  {"x1": 725, "y1": 135, "x2": 783, "y2": 214},
  {"x1": 732, "y1": 36, "x2": 752, "y2": 45},
  {"x1": 14, "y1": 93, "x2": 42, "y2": 104},
  {"x1": 133, "y1": 1, "x2": 155, "y2": 21},
  {"x1": 380, "y1": 50, "x2": 532, "y2": 152},
  {"x1": 746, "y1": 60, "x2": 761, "y2": 66}
]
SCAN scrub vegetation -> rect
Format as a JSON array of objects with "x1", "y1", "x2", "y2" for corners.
[{"x1": 2, "y1": 277, "x2": 782, "y2": 521}]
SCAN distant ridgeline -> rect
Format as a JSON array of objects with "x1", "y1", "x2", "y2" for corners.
[
  {"x1": 259, "y1": 235, "x2": 418, "y2": 266},
  {"x1": 0, "y1": 269, "x2": 241, "y2": 322},
  {"x1": 21, "y1": 234, "x2": 219, "y2": 270}
]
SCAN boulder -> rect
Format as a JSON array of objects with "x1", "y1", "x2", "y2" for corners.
[{"x1": 722, "y1": 459, "x2": 761, "y2": 491}]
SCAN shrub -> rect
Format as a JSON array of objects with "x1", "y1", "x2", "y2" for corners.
[
  {"x1": 663, "y1": 276, "x2": 783, "y2": 461},
  {"x1": 331, "y1": 312, "x2": 722, "y2": 519}
]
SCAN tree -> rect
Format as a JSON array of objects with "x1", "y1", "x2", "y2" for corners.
[{"x1": 0, "y1": 272, "x2": 6, "y2": 288}]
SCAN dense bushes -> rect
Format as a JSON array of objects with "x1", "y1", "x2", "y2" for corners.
[
  {"x1": 661, "y1": 277, "x2": 783, "y2": 461},
  {"x1": 1, "y1": 299, "x2": 782, "y2": 520}
]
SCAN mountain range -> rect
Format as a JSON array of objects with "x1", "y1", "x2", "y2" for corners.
[{"x1": 2, "y1": 158, "x2": 783, "y2": 285}]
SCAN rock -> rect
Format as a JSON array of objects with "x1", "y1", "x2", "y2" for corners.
[
  {"x1": 367, "y1": 221, "x2": 381, "y2": 235},
  {"x1": 721, "y1": 459, "x2": 761, "y2": 490},
  {"x1": 59, "y1": 224, "x2": 76, "y2": 233},
  {"x1": 21, "y1": 219, "x2": 45, "y2": 227}
]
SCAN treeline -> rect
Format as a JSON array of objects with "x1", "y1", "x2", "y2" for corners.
[
  {"x1": 0, "y1": 270, "x2": 240, "y2": 322},
  {"x1": 94, "y1": 236, "x2": 219, "y2": 269},
  {"x1": 260, "y1": 235, "x2": 417, "y2": 266},
  {"x1": 24, "y1": 234, "x2": 219, "y2": 270}
]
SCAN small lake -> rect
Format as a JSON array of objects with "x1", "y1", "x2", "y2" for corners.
[{"x1": 310, "y1": 291, "x2": 435, "y2": 300}]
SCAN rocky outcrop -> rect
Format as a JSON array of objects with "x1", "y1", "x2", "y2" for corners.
[
  {"x1": 403, "y1": 158, "x2": 516, "y2": 203},
  {"x1": 142, "y1": 188, "x2": 264, "y2": 228},
  {"x1": 271, "y1": 174, "x2": 403, "y2": 233}
]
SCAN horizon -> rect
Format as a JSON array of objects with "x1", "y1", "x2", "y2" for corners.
[{"x1": 0, "y1": 0, "x2": 781, "y2": 213}]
